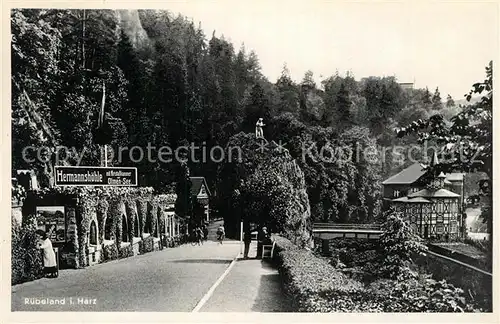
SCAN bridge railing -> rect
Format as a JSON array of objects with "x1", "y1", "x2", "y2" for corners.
[{"x1": 313, "y1": 223, "x2": 381, "y2": 231}]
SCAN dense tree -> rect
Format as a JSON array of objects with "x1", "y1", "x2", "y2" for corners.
[
  {"x1": 361, "y1": 77, "x2": 404, "y2": 137},
  {"x1": 217, "y1": 133, "x2": 311, "y2": 242},
  {"x1": 432, "y1": 87, "x2": 443, "y2": 110},
  {"x1": 335, "y1": 83, "x2": 352, "y2": 130},
  {"x1": 446, "y1": 94, "x2": 455, "y2": 107},
  {"x1": 276, "y1": 64, "x2": 300, "y2": 116},
  {"x1": 13, "y1": 9, "x2": 481, "y2": 228},
  {"x1": 422, "y1": 87, "x2": 432, "y2": 107}
]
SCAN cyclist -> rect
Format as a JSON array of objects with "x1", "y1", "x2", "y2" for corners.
[
  {"x1": 217, "y1": 224, "x2": 225, "y2": 244},
  {"x1": 202, "y1": 225, "x2": 208, "y2": 241}
]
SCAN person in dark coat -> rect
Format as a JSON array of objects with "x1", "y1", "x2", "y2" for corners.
[{"x1": 243, "y1": 226, "x2": 254, "y2": 259}]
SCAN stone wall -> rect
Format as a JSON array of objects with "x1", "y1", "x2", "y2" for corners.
[{"x1": 14, "y1": 188, "x2": 181, "y2": 282}]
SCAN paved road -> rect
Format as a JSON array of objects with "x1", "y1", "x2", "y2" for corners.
[
  {"x1": 200, "y1": 244, "x2": 292, "y2": 312},
  {"x1": 12, "y1": 241, "x2": 240, "y2": 312}
]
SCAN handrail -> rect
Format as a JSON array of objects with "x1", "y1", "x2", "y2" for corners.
[
  {"x1": 426, "y1": 250, "x2": 492, "y2": 277},
  {"x1": 313, "y1": 223, "x2": 381, "y2": 229}
]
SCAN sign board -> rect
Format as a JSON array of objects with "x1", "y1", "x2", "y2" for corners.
[
  {"x1": 36, "y1": 206, "x2": 66, "y2": 243},
  {"x1": 55, "y1": 166, "x2": 137, "y2": 186}
]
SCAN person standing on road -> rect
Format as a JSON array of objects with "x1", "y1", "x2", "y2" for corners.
[
  {"x1": 217, "y1": 224, "x2": 225, "y2": 244},
  {"x1": 202, "y1": 225, "x2": 208, "y2": 241},
  {"x1": 35, "y1": 229, "x2": 58, "y2": 278}
]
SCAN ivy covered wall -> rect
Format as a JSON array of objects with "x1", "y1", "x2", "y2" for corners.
[{"x1": 18, "y1": 187, "x2": 177, "y2": 271}]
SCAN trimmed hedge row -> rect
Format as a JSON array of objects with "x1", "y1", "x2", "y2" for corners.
[
  {"x1": 274, "y1": 236, "x2": 481, "y2": 312},
  {"x1": 273, "y1": 236, "x2": 378, "y2": 312}
]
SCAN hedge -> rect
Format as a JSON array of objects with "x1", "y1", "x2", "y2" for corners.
[
  {"x1": 273, "y1": 236, "x2": 378, "y2": 312},
  {"x1": 274, "y1": 236, "x2": 480, "y2": 312},
  {"x1": 139, "y1": 235, "x2": 155, "y2": 254}
]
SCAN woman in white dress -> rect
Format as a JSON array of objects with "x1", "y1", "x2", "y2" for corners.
[{"x1": 36, "y1": 229, "x2": 58, "y2": 278}]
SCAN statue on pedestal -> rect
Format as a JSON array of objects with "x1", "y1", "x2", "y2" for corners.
[{"x1": 255, "y1": 118, "x2": 265, "y2": 139}]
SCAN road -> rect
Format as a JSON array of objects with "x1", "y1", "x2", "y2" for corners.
[{"x1": 12, "y1": 241, "x2": 240, "y2": 312}]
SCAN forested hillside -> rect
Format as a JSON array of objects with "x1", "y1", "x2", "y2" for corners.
[{"x1": 11, "y1": 9, "x2": 471, "y2": 223}]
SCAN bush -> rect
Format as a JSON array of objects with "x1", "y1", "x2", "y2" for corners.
[
  {"x1": 275, "y1": 236, "x2": 478, "y2": 312},
  {"x1": 101, "y1": 243, "x2": 119, "y2": 262},
  {"x1": 378, "y1": 213, "x2": 427, "y2": 280},
  {"x1": 367, "y1": 277, "x2": 476, "y2": 312},
  {"x1": 11, "y1": 217, "x2": 44, "y2": 285},
  {"x1": 274, "y1": 236, "x2": 378, "y2": 312},
  {"x1": 139, "y1": 236, "x2": 154, "y2": 254},
  {"x1": 119, "y1": 243, "x2": 134, "y2": 259}
]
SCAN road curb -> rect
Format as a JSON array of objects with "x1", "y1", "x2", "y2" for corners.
[{"x1": 191, "y1": 252, "x2": 241, "y2": 312}]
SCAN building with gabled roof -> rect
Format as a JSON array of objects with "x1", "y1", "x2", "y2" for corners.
[
  {"x1": 382, "y1": 154, "x2": 465, "y2": 239},
  {"x1": 382, "y1": 159, "x2": 464, "y2": 207},
  {"x1": 190, "y1": 176, "x2": 211, "y2": 198},
  {"x1": 189, "y1": 176, "x2": 211, "y2": 223}
]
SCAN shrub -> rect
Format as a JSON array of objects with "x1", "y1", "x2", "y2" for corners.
[
  {"x1": 378, "y1": 213, "x2": 427, "y2": 280},
  {"x1": 101, "y1": 243, "x2": 119, "y2": 262},
  {"x1": 11, "y1": 217, "x2": 44, "y2": 285},
  {"x1": 139, "y1": 235, "x2": 154, "y2": 254},
  {"x1": 367, "y1": 277, "x2": 476, "y2": 312},
  {"x1": 275, "y1": 236, "x2": 479, "y2": 312},
  {"x1": 274, "y1": 236, "x2": 377, "y2": 312},
  {"x1": 119, "y1": 243, "x2": 134, "y2": 259}
]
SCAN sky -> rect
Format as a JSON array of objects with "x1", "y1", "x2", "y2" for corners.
[{"x1": 164, "y1": 1, "x2": 497, "y2": 100}]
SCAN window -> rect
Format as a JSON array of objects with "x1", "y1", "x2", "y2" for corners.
[
  {"x1": 394, "y1": 190, "x2": 400, "y2": 198},
  {"x1": 450, "y1": 221, "x2": 458, "y2": 233},
  {"x1": 199, "y1": 185, "x2": 207, "y2": 196},
  {"x1": 408, "y1": 187, "x2": 417, "y2": 194}
]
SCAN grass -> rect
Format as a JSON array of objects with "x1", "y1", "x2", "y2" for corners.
[{"x1": 432, "y1": 242, "x2": 485, "y2": 259}]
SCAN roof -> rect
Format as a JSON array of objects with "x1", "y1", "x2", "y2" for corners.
[
  {"x1": 382, "y1": 163, "x2": 427, "y2": 185},
  {"x1": 392, "y1": 197, "x2": 431, "y2": 203},
  {"x1": 382, "y1": 162, "x2": 464, "y2": 186},
  {"x1": 190, "y1": 177, "x2": 211, "y2": 197},
  {"x1": 408, "y1": 188, "x2": 460, "y2": 198}
]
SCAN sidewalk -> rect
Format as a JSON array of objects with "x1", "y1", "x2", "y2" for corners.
[{"x1": 200, "y1": 242, "x2": 292, "y2": 312}]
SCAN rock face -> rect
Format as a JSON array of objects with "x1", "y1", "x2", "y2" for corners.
[{"x1": 116, "y1": 9, "x2": 150, "y2": 49}]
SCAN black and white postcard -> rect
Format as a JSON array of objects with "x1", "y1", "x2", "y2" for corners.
[{"x1": 3, "y1": 1, "x2": 498, "y2": 323}]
